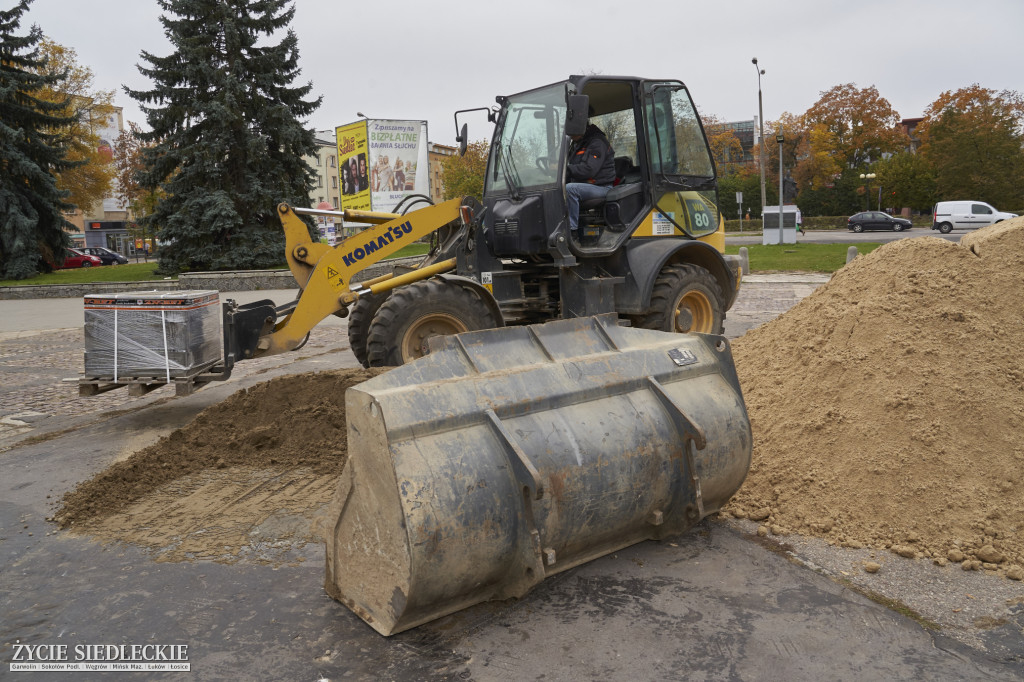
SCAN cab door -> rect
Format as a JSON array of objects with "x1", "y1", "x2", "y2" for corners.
[{"x1": 640, "y1": 81, "x2": 719, "y2": 241}]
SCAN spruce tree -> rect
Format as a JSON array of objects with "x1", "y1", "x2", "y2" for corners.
[
  {"x1": 0, "y1": 0, "x2": 79, "y2": 280},
  {"x1": 127, "y1": 0, "x2": 321, "y2": 273}
]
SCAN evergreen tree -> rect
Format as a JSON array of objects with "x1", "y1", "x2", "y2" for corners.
[
  {"x1": 127, "y1": 0, "x2": 321, "y2": 273},
  {"x1": 0, "y1": 0, "x2": 79, "y2": 280}
]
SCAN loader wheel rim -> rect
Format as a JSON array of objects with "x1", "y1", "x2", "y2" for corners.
[
  {"x1": 675, "y1": 291, "x2": 714, "y2": 333},
  {"x1": 401, "y1": 313, "x2": 469, "y2": 360}
]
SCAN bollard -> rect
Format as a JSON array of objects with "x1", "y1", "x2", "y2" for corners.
[
  {"x1": 846, "y1": 246, "x2": 858, "y2": 264},
  {"x1": 738, "y1": 247, "x2": 750, "y2": 278}
]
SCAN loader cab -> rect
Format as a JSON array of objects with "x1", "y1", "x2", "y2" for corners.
[{"x1": 481, "y1": 76, "x2": 719, "y2": 261}]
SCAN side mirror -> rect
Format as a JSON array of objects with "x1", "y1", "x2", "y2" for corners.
[
  {"x1": 457, "y1": 123, "x2": 468, "y2": 156},
  {"x1": 565, "y1": 95, "x2": 589, "y2": 137}
]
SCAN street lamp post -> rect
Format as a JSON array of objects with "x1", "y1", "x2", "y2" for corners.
[
  {"x1": 777, "y1": 127, "x2": 784, "y2": 243},
  {"x1": 859, "y1": 172, "x2": 876, "y2": 211},
  {"x1": 752, "y1": 58, "x2": 766, "y2": 218}
]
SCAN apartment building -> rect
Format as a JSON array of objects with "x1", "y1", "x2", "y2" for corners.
[
  {"x1": 427, "y1": 142, "x2": 458, "y2": 203},
  {"x1": 306, "y1": 133, "x2": 342, "y2": 210}
]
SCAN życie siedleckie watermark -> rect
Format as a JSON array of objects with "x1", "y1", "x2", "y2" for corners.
[{"x1": 9, "y1": 642, "x2": 189, "y2": 672}]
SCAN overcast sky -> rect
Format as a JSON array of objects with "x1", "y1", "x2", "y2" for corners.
[{"x1": 21, "y1": 0, "x2": 1024, "y2": 146}]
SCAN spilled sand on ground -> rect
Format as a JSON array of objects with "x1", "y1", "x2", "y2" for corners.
[
  {"x1": 56, "y1": 368, "x2": 385, "y2": 563},
  {"x1": 725, "y1": 218, "x2": 1024, "y2": 577}
]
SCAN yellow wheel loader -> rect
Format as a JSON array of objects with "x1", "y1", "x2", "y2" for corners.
[
  {"x1": 218, "y1": 76, "x2": 743, "y2": 372},
  {"x1": 86, "y1": 75, "x2": 752, "y2": 636}
]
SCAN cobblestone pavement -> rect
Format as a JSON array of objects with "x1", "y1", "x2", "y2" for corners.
[
  {"x1": 723, "y1": 273, "x2": 829, "y2": 338},
  {"x1": 0, "y1": 276, "x2": 829, "y2": 451},
  {"x1": 0, "y1": 325, "x2": 349, "y2": 451}
]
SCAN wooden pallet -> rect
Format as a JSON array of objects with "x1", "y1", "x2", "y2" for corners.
[{"x1": 79, "y1": 361, "x2": 226, "y2": 398}]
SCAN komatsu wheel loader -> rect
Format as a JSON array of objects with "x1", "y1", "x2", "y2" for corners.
[
  {"x1": 216, "y1": 75, "x2": 743, "y2": 372},
  {"x1": 83, "y1": 75, "x2": 752, "y2": 637}
]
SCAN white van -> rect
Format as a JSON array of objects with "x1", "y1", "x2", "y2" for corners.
[{"x1": 931, "y1": 201, "x2": 1018, "y2": 233}]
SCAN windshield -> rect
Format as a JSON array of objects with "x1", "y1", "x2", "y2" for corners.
[{"x1": 485, "y1": 85, "x2": 567, "y2": 196}]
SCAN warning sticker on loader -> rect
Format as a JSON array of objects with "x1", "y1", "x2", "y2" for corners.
[{"x1": 652, "y1": 212, "x2": 675, "y2": 236}]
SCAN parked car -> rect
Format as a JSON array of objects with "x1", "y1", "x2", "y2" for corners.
[
  {"x1": 56, "y1": 249, "x2": 103, "y2": 269},
  {"x1": 79, "y1": 246, "x2": 129, "y2": 265},
  {"x1": 847, "y1": 211, "x2": 913, "y2": 233},
  {"x1": 931, "y1": 201, "x2": 1018, "y2": 234}
]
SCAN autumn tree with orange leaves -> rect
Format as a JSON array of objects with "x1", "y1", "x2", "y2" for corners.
[
  {"x1": 701, "y1": 114, "x2": 747, "y2": 170},
  {"x1": 801, "y1": 84, "x2": 908, "y2": 170},
  {"x1": 793, "y1": 84, "x2": 908, "y2": 215},
  {"x1": 32, "y1": 38, "x2": 116, "y2": 212},
  {"x1": 113, "y1": 123, "x2": 164, "y2": 259}
]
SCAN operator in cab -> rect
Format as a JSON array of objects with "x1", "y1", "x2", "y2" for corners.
[{"x1": 565, "y1": 113, "x2": 616, "y2": 237}]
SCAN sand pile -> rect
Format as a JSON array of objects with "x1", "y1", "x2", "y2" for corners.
[
  {"x1": 55, "y1": 368, "x2": 384, "y2": 561},
  {"x1": 726, "y1": 219, "x2": 1024, "y2": 576}
]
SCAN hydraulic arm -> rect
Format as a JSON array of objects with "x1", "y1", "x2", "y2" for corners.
[{"x1": 224, "y1": 199, "x2": 463, "y2": 362}]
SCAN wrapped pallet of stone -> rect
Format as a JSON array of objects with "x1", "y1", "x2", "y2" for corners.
[{"x1": 83, "y1": 290, "x2": 222, "y2": 381}]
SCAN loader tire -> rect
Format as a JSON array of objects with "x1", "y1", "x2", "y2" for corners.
[
  {"x1": 366, "y1": 280, "x2": 496, "y2": 366},
  {"x1": 634, "y1": 263, "x2": 724, "y2": 335},
  {"x1": 347, "y1": 293, "x2": 388, "y2": 368}
]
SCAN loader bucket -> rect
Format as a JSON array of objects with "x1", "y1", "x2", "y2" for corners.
[{"x1": 324, "y1": 314, "x2": 751, "y2": 635}]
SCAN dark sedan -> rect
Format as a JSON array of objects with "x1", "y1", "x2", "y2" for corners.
[
  {"x1": 79, "y1": 246, "x2": 129, "y2": 265},
  {"x1": 847, "y1": 211, "x2": 913, "y2": 232}
]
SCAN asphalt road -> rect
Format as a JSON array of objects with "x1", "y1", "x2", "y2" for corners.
[
  {"x1": 727, "y1": 226, "x2": 963, "y2": 246},
  {"x1": 2, "y1": 278, "x2": 1022, "y2": 680}
]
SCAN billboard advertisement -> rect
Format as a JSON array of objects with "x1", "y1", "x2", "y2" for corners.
[
  {"x1": 336, "y1": 121, "x2": 371, "y2": 213},
  {"x1": 336, "y1": 119, "x2": 429, "y2": 218}
]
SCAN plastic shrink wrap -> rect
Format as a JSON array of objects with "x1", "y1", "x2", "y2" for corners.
[{"x1": 83, "y1": 290, "x2": 222, "y2": 380}]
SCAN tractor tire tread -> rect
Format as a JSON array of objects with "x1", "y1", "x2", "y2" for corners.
[
  {"x1": 632, "y1": 263, "x2": 725, "y2": 335},
  {"x1": 365, "y1": 279, "x2": 494, "y2": 367},
  {"x1": 347, "y1": 293, "x2": 388, "y2": 369}
]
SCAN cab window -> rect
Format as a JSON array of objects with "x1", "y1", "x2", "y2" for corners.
[
  {"x1": 644, "y1": 83, "x2": 714, "y2": 178},
  {"x1": 581, "y1": 81, "x2": 640, "y2": 175},
  {"x1": 972, "y1": 204, "x2": 992, "y2": 214},
  {"x1": 485, "y1": 85, "x2": 566, "y2": 195}
]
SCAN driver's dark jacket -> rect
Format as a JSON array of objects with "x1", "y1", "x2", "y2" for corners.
[{"x1": 566, "y1": 124, "x2": 616, "y2": 186}]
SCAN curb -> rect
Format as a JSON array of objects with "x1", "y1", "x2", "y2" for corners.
[
  {"x1": 1, "y1": 259, "x2": 826, "y2": 301},
  {"x1": 742, "y1": 273, "x2": 831, "y2": 284},
  {"x1": 0, "y1": 257, "x2": 422, "y2": 300}
]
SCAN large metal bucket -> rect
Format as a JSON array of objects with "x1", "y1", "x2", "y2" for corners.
[{"x1": 324, "y1": 314, "x2": 751, "y2": 635}]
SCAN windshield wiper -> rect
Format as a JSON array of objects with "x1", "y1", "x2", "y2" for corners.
[{"x1": 500, "y1": 145, "x2": 523, "y2": 200}]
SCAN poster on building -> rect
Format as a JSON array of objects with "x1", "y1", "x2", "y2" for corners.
[
  {"x1": 336, "y1": 121, "x2": 371, "y2": 213},
  {"x1": 366, "y1": 119, "x2": 429, "y2": 215},
  {"x1": 98, "y1": 110, "x2": 126, "y2": 213},
  {"x1": 336, "y1": 118, "x2": 429, "y2": 227}
]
